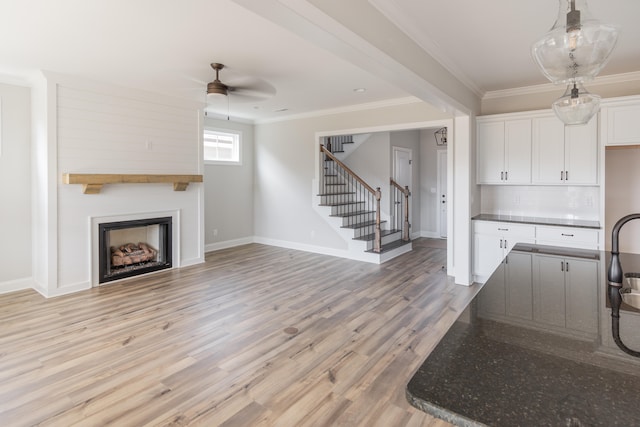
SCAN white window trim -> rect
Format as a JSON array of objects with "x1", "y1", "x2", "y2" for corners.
[{"x1": 204, "y1": 127, "x2": 243, "y2": 166}]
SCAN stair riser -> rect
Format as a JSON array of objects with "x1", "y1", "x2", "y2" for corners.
[
  {"x1": 339, "y1": 213, "x2": 376, "y2": 227},
  {"x1": 366, "y1": 232, "x2": 403, "y2": 250},
  {"x1": 320, "y1": 194, "x2": 356, "y2": 205},
  {"x1": 352, "y1": 225, "x2": 380, "y2": 239},
  {"x1": 330, "y1": 203, "x2": 365, "y2": 215}
]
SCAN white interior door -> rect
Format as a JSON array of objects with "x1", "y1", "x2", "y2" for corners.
[
  {"x1": 437, "y1": 149, "x2": 448, "y2": 238},
  {"x1": 393, "y1": 147, "x2": 412, "y2": 229}
]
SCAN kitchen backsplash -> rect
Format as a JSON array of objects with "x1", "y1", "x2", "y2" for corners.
[{"x1": 480, "y1": 185, "x2": 600, "y2": 220}]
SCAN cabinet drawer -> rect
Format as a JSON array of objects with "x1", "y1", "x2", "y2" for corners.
[
  {"x1": 474, "y1": 221, "x2": 535, "y2": 238},
  {"x1": 536, "y1": 226, "x2": 598, "y2": 246}
]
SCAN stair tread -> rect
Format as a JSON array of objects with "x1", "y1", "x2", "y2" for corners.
[
  {"x1": 318, "y1": 201, "x2": 365, "y2": 207},
  {"x1": 366, "y1": 239, "x2": 412, "y2": 254},
  {"x1": 330, "y1": 210, "x2": 375, "y2": 218},
  {"x1": 341, "y1": 220, "x2": 386, "y2": 229},
  {"x1": 353, "y1": 229, "x2": 401, "y2": 241},
  {"x1": 318, "y1": 191, "x2": 355, "y2": 196}
]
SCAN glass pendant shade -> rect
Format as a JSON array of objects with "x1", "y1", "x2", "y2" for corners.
[
  {"x1": 552, "y1": 82, "x2": 600, "y2": 125},
  {"x1": 531, "y1": 0, "x2": 618, "y2": 84}
]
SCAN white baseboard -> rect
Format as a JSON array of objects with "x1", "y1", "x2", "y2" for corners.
[
  {"x1": 0, "y1": 277, "x2": 35, "y2": 295},
  {"x1": 419, "y1": 230, "x2": 444, "y2": 239},
  {"x1": 205, "y1": 237, "x2": 254, "y2": 253},
  {"x1": 180, "y1": 256, "x2": 205, "y2": 267}
]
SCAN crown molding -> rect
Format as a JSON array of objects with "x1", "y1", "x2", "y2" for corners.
[{"x1": 483, "y1": 71, "x2": 640, "y2": 100}]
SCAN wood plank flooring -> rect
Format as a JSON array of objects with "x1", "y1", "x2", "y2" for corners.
[{"x1": 0, "y1": 239, "x2": 478, "y2": 426}]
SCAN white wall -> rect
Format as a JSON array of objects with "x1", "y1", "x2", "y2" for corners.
[
  {"x1": 203, "y1": 117, "x2": 255, "y2": 251},
  {"x1": 0, "y1": 82, "x2": 32, "y2": 293},
  {"x1": 253, "y1": 101, "x2": 451, "y2": 253},
  {"x1": 45, "y1": 74, "x2": 204, "y2": 296}
]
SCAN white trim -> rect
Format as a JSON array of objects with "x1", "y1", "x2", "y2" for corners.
[
  {"x1": 256, "y1": 96, "x2": 422, "y2": 124},
  {"x1": 483, "y1": 71, "x2": 640, "y2": 100},
  {"x1": 419, "y1": 230, "x2": 441, "y2": 239},
  {"x1": 205, "y1": 237, "x2": 254, "y2": 253},
  {"x1": 0, "y1": 277, "x2": 34, "y2": 295}
]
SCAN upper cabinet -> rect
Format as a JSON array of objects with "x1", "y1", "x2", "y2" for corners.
[
  {"x1": 477, "y1": 119, "x2": 532, "y2": 184},
  {"x1": 601, "y1": 97, "x2": 640, "y2": 146},
  {"x1": 532, "y1": 116, "x2": 598, "y2": 185},
  {"x1": 477, "y1": 110, "x2": 599, "y2": 186}
]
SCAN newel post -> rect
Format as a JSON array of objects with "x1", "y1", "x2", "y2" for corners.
[
  {"x1": 374, "y1": 187, "x2": 382, "y2": 253},
  {"x1": 403, "y1": 186, "x2": 411, "y2": 241}
]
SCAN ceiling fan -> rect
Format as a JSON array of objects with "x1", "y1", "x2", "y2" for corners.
[{"x1": 205, "y1": 63, "x2": 276, "y2": 102}]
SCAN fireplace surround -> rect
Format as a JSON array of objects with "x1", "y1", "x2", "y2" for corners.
[{"x1": 98, "y1": 216, "x2": 172, "y2": 283}]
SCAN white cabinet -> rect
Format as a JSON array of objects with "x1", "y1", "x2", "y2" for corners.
[
  {"x1": 477, "y1": 119, "x2": 531, "y2": 184},
  {"x1": 532, "y1": 116, "x2": 598, "y2": 185},
  {"x1": 473, "y1": 221, "x2": 535, "y2": 281},
  {"x1": 602, "y1": 100, "x2": 640, "y2": 146},
  {"x1": 535, "y1": 226, "x2": 599, "y2": 250},
  {"x1": 533, "y1": 255, "x2": 598, "y2": 335}
]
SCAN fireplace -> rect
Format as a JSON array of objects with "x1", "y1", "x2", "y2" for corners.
[{"x1": 98, "y1": 217, "x2": 172, "y2": 283}]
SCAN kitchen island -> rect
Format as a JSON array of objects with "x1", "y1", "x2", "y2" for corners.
[{"x1": 407, "y1": 244, "x2": 640, "y2": 426}]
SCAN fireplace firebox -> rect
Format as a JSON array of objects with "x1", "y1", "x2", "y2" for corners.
[{"x1": 98, "y1": 217, "x2": 172, "y2": 283}]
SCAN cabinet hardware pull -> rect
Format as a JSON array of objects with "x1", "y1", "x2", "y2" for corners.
[
  {"x1": 561, "y1": 261, "x2": 564, "y2": 271},
  {"x1": 566, "y1": 262, "x2": 569, "y2": 272},
  {"x1": 499, "y1": 239, "x2": 503, "y2": 248},
  {"x1": 505, "y1": 171, "x2": 508, "y2": 181},
  {"x1": 501, "y1": 171, "x2": 504, "y2": 180},
  {"x1": 561, "y1": 233, "x2": 574, "y2": 237},
  {"x1": 561, "y1": 171, "x2": 564, "y2": 180},
  {"x1": 504, "y1": 239, "x2": 507, "y2": 248},
  {"x1": 565, "y1": 170, "x2": 568, "y2": 181},
  {"x1": 498, "y1": 228, "x2": 509, "y2": 231}
]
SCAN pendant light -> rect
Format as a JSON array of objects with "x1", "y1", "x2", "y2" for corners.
[
  {"x1": 552, "y1": 82, "x2": 601, "y2": 125},
  {"x1": 531, "y1": 0, "x2": 618, "y2": 125}
]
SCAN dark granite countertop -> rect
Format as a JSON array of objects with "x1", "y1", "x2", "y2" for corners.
[
  {"x1": 472, "y1": 214, "x2": 601, "y2": 229},
  {"x1": 407, "y1": 244, "x2": 640, "y2": 426}
]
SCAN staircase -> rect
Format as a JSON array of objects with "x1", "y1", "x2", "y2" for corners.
[{"x1": 316, "y1": 138, "x2": 412, "y2": 263}]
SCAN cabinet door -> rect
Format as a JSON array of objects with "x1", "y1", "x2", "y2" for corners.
[
  {"x1": 473, "y1": 232, "x2": 505, "y2": 278},
  {"x1": 505, "y1": 252, "x2": 533, "y2": 320},
  {"x1": 564, "y1": 119, "x2": 598, "y2": 185},
  {"x1": 604, "y1": 103, "x2": 640, "y2": 146},
  {"x1": 477, "y1": 121, "x2": 505, "y2": 184},
  {"x1": 504, "y1": 119, "x2": 532, "y2": 184},
  {"x1": 532, "y1": 117, "x2": 565, "y2": 184},
  {"x1": 533, "y1": 255, "x2": 566, "y2": 327},
  {"x1": 565, "y1": 259, "x2": 598, "y2": 334}
]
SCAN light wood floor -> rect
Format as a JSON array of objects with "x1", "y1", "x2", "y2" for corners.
[{"x1": 0, "y1": 238, "x2": 478, "y2": 426}]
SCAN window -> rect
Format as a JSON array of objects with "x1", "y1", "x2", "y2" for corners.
[{"x1": 204, "y1": 129, "x2": 241, "y2": 165}]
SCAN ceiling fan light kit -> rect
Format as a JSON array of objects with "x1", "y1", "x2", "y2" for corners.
[
  {"x1": 531, "y1": 0, "x2": 618, "y2": 125},
  {"x1": 207, "y1": 63, "x2": 229, "y2": 97}
]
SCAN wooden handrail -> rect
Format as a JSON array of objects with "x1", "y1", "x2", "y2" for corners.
[
  {"x1": 321, "y1": 145, "x2": 378, "y2": 196},
  {"x1": 390, "y1": 178, "x2": 411, "y2": 196}
]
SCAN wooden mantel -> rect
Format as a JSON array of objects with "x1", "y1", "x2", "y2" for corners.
[{"x1": 62, "y1": 173, "x2": 203, "y2": 194}]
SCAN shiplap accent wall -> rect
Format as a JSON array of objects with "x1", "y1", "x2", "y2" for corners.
[{"x1": 54, "y1": 79, "x2": 204, "y2": 293}]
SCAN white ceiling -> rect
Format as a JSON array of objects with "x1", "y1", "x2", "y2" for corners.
[{"x1": 0, "y1": 0, "x2": 638, "y2": 122}]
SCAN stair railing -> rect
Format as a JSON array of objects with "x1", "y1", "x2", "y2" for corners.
[
  {"x1": 390, "y1": 178, "x2": 411, "y2": 241},
  {"x1": 320, "y1": 144, "x2": 382, "y2": 253}
]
